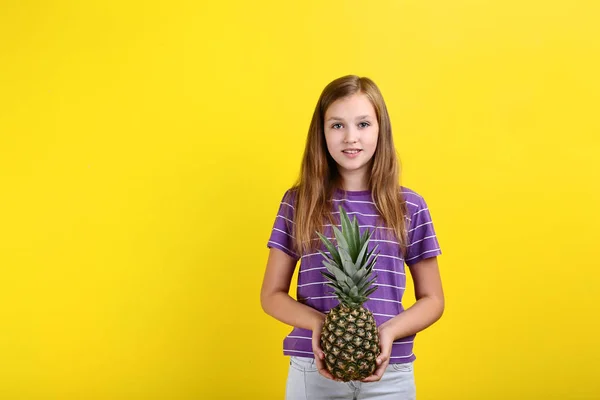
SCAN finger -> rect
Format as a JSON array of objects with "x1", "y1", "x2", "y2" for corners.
[
  {"x1": 361, "y1": 360, "x2": 388, "y2": 382},
  {"x1": 318, "y1": 367, "x2": 335, "y2": 380},
  {"x1": 316, "y1": 347, "x2": 324, "y2": 360},
  {"x1": 312, "y1": 347, "x2": 324, "y2": 361},
  {"x1": 315, "y1": 357, "x2": 335, "y2": 380},
  {"x1": 312, "y1": 337, "x2": 325, "y2": 360},
  {"x1": 377, "y1": 343, "x2": 391, "y2": 365},
  {"x1": 376, "y1": 354, "x2": 388, "y2": 366},
  {"x1": 361, "y1": 370, "x2": 383, "y2": 382}
]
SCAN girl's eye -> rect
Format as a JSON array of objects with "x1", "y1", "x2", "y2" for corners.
[
  {"x1": 331, "y1": 123, "x2": 343, "y2": 129},
  {"x1": 358, "y1": 122, "x2": 370, "y2": 128}
]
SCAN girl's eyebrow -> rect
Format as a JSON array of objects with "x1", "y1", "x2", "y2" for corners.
[{"x1": 326, "y1": 115, "x2": 373, "y2": 122}]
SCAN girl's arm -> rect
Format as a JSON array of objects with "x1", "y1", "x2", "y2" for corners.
[
  {"x1": 260, "y1": 247, "x2": 326, "y2": 332},
  {"x1": 261, "y1": 248, "x2": 336, "y2": 380},
  {"x1": 362, "y1": 256, "x2": 444, "y2": 382},
  {"x1": 381, "y1": 256, "x2": 445, "y2": 339}
]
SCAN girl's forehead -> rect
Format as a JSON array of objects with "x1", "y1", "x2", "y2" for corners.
[{"x1": 325, "y1": 93, "x2": 376, "y2": 118}]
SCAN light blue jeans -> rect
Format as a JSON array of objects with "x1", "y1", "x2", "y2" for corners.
[{"x1": 285, "y1": 356, "x2": 416, "y2": 400}]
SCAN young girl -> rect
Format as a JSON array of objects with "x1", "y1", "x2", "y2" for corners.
[{"x1": 261, "y1": 75, "x2": 444, "y2": 400}]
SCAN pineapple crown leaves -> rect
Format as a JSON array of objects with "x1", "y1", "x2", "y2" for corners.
[{"x1": 317, "y1": 205, "x2": 380, "y2": 308}]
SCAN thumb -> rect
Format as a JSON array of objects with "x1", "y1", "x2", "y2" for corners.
[
  {"x1": 312, "y1": 334, "x2": 324, "y2": 359},
  {"x1": 315, "y1": 342, "x2": 325, "y2": 359},
  {"x1": 376, "y1": 345, "x2": 390, "y2": 365}
]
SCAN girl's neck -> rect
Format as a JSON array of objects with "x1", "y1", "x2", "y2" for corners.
[
  {"x1": 340, "y1": 183, "x2": 369, "y2": 192},
  {"x1": 338, "y1": 172, "x2": 370, "y2": 192}
]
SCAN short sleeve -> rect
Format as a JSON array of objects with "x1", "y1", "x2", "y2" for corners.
[
  {"x1": 267, "y1": 190, "x2": 300, "y2": 261},
  {"x1": 405, "y1": 194, "x2": 442, "y2": 267}
]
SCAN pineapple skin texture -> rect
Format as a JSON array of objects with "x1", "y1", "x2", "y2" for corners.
[{"x1": 320, "y1": 305, "x2": 380, "y2": 382}]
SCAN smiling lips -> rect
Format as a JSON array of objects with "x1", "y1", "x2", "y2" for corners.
[{"x1": 342, "y1": 148, "x2": 362, "y2": 158}]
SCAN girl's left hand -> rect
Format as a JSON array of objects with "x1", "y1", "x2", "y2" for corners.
[{"x1": 361, "y1": 324, "x2": 394, "y2": 382}]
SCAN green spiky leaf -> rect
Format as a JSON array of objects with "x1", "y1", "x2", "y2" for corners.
[
  {"x1": 354, "y1": 232, "x2": 373, "y2": 268},
  {"x1": 322, "y1": 259, "x2": 342, "y2": 275},
  {"x1": 357, "y1": 276, "x2": 378, "y2": 293},
  {"x1": 332, "y1": 225, "x2": 350, "y2": 257},
  {"x1": 363, "y1": 286, "x2": 378, "y2": 298},
  {"x1": 338, "y1": 246, "x2": 357, "y2": 277},
  {"x1": 316, "y1": 232, "x2": 341, "y2": 266},
  {"x1": 352, "y1": 214, "x2": 361, "y2": 258},
  {"x1": 322, "y1": 271, "x2": 336, "y2": 282},
  {"x1": 316, "y1": 204, "x2": 381, "y2": 308},
  {"x1": 339, "y1": 206, "x2": 357, "y2": 258}
]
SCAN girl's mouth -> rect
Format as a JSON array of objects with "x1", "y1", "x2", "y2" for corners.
[{"x1": 342, "y1": 149, "x2": 362, "y2": 158}]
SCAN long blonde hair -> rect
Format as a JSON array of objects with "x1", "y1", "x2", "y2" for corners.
[{"x1": 291, "y1": 75, "x2": 408, "y2": 257}]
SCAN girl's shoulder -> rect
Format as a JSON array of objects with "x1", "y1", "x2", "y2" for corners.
[
  {"x1": 281, "y1": 186, "x2": 299, "y2": 205},
  {"x1": 399, "y1": 185, "x2": 428, "y2": 212}
]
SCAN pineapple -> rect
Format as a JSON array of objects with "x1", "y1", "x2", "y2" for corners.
[{"x1": 316, "y1": 205, "x2": 381, "y2": 381}]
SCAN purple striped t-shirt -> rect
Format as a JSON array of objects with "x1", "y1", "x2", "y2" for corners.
[{"x1": 267, "y1": 186, "x2": 442, "y2": 364}]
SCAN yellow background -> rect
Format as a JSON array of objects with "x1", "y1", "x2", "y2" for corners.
[{"x1": 1, "y1": 1, "x2": 599, "y2": 399}]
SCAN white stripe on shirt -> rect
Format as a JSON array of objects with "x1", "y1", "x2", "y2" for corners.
[
  {"x1": 406, "y1": 248, "x2": 441, "y2": 261},
  {"x1": 281, "y1": 202, "x2": 295, "y2": 210},
  {"x1": 389, "y1": 353, "x2": 415, "y2": 359},
  {"x1": 409, "y1": 221, "x2": 433, "y2": 232},
  {"x1": 407, "y1": 235, "x2": 437, "y2": 247},
  {"x1": 273, "y1": 227, "x2": 294, "y2": 238},
  {"x1": 268, "y1": 241, "x2": 297, "y2": 257}
]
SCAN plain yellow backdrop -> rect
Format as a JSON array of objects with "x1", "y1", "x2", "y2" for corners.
[{"x1": 1, "y1": 1, "x2": 599, "y2": 399}]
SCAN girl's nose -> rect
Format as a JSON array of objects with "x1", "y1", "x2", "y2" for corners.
[{"x1": 344, "y1": 129, "x2": 359, "y2": 144}]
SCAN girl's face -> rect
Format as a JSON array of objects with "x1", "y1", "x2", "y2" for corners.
[{"x1": 324, "y1": 93, "x2": 379, "y2": 181}]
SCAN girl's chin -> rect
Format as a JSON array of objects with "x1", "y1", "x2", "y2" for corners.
[{"x1": 336, "y1": 162, "x2": 370, "y2": 174}]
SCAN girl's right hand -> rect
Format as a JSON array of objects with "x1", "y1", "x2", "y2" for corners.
[{"x1": 312, "y1": 320, "x2": 336, "y2": 380}]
